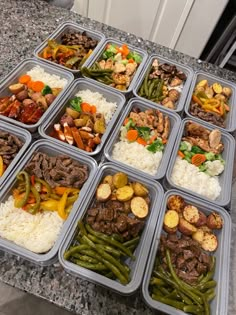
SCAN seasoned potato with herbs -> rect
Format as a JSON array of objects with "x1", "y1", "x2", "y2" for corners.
[
  {"x1": 131, "y1": 197, "x2": 149, "y2": 218},
  {"x1": 116, "y1": 185, "x2": 134, "y2": 201},
  {"x1": 178, "y1": 217, "x2": 197, "y2": 235},
  {"x1": 164, "y1": 210, "x2": 179, "y2": 229},
  {"x1": 167, "y1": 195, "x2": 185, "y2": 212},
  {"x1": 222, "y1": 87, "x2": 232, "y2": 98},
  {"x1": 183, "y1": 205, "x2": 200, "y2": 224},
  {"x1": 132, "y1": 182, "x2": 149, "y2": 197},
  {"x1": 212, "y1": 82, "x2": 223, "y2": 94},
  {"x1": 102, "y1": 175, "x2": 113, "y2": 188},
  {"x1": 196, "y1": 80, "x2": 208, "y2": 89},
  {"x1": 201, "y1": 233, "x2": 218, "y2": 252},
  {"x1": 195, "y1": 211, "x2": 207, "y2": 227},
  {"x1": 199, "y1": 225, "x2": 212, "y2": 234},
  {"x1": 192, "y1": 229, "x2": 204, "y2": 244},
  {"x1": 96, "y1": 183, "x2": 112, "y2": 201},
  {"x1": 206, "y1": 212, "x2": 223, "y2": 230},
  {"x1": 113, "y1": 172, "x2": 128, "y2": 189}
]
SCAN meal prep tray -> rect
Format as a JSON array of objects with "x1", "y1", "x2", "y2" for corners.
[
  {"x1": 34, "y1": 21, "x2": 106, "y2": 75},
  {"x1": 0, "y1": 58, "x2": 74, "y2": 133},
  {"x1": 0, "y1": 121, "x2": 32, "y2": 190},
  {"x1": 39, "y1": 78, "x2": 126, "y2": 156},
  {"x1": 0, "y1": 139, "x2": 97, "y2": 265},
  {"x1": 142, "y1": 189, "x2": 231, "y2": 315},
  {"x1": 104, "y1": 98, "x2": 181, "y2": 180},
  {"x1": 166, "y1": 118, "x2": 235, "y2": 207},
  {"x1": 82, "y1": 38, "x2": 148, "y2": 95},
  {"x1": 58, "y1": 162, "x2": 164, "y2": 295},
  {"x1": 184, "y1": 71, "x2": 236, "y2": 132},
  {"x1": 133, "y1": 54, "x2": 194, "y2": 114}
]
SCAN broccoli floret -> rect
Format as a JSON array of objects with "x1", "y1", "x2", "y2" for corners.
[
  {"x1": 199, "y1": 163, "x2": 207, "y2": 172},
  {"x1": 191, "y1": 146, "x2": 205, "y2": 154},
  {"x1": 205, "y1": 152, "x2": 215, "y2": 161},
  {"x1": 215, "y1": 154, "x2": 225, "y2": 165},
  {"x1": 179, "y1": 141, "x2": 191, "y2": 152}
]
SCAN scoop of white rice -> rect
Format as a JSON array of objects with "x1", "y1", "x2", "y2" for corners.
[
  {"x1": 171, "y1": 157, "x2": 221, "y2": 200},
  {"x1": 112, "y1": 140, "x2": 163, "y2": 175},
  {"x1": 75, "y1": 89, "x2": 117, "y2": 123},
  {"x1": 0, "y1": 196, "x2": 64, "y2": 253},
  {"x1": 26, "y1": 65, "x2": 68, "y2": 88}
]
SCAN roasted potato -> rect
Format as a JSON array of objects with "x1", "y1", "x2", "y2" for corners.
[
  {"x1": 192, "y1": 229, "x2": 204, "y2": 244},
  {"x1": 113, "y1": 172, "x2": 128, "y2": 189},
  {"x1": 66, "y1": 107, "x2": 80, "y2": 119},
  {"x1": 96, "y1": 183, "x2": 112, "y2": 201},
  {"x1": 196, "y1": 80, "x2": 208, "y2": 89},
  {"x1": 205, "y1": 87, "x2": 214, "y2": 98},
  {"x1": 212, "y1": 83, "x2": 223, "y2": 94},
  {"x1": 9, "y1": 83, "x2": 25, "y2": 94},
  {"x1": 183, "y1": 205, "x2": 200, "y2": 224},
  {"x1": 116, "y1": 185, "x2": 134, "y2": 202},
  {"x1": 195, "y1": 211, "x2": 207, "y2": 227},
  {"x1": 94, "y1": 118, "x2": 106, "y2": 134},
  {"x1": 131, "y1": 197, "x2": 149, "y2": 218},
  {"x1": 167, "y1": 195, "x2": 185, "y2": 213},
  {"x1": 201, "y1": 233, "x2": 218, "y2": 252},
  {"x1": 199, "y1": 225, "x2": 212, "y2": 233},
  {"x1": 164, "y1": 210, "x2": 180, "y2": 229},
  {"x1": 206, "y1": 212, "x2": 223, "y2": 230},
  {"x1": 222, "y1": 87, "x2": 232, "y2": 98},
  {"x1": 214, "y1": 94, "x2": 226, "y2": 102},
  {"x1": 163, "y1": 225, "x2": 178, "y2": 234},
  {"x1": 178, "y1": 217, "x2": 197, "y2": 235},
  {"x1": 102, "y1": 175, "x2": 113, "y2": 187},
  {"x1": 132, "y1": 182, "x2": 149, "y2": 197}
]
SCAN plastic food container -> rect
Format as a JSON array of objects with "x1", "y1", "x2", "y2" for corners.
[
  {"x1": 0, "y1": 121, "x2": 32, "y2": 190},
  {"x1": 104, "y1": 98, "x2": 181, "y2": 180},
  {"x1": 184, "y1": 71, "x2": 236, "y2": 132},
  {"x1": 142, "y1": 189, "x2": 231, "y2": 315},
  {"x1": 82, "y1": 38, "x2": 148, "y2": 95},
  {"x1": 0, "y1": 139, "x2": 97, "y2": 265},
  {"x1": 38, "y1": 78, "x2": 126, "y2": 156},
  {"x1": 0, "y1": 58, "x2": 74, "y2": 133},
  {"x1": 133, "y1": 54, "x2": 194, "y2": 114},
  {"x1": 34, "y1": 21, "x2": 106, "y2": 75},
  {"x1": 58, "y1": 162, "x2": 164, "y2": 295},
  {"x1": 166, "y1": 118, "x2": 235, "y2": 207}
]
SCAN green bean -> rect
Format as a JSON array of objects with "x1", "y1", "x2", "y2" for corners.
[
  {"x1": 159, "y1": 286, "x2": 170, "y2": 296},
  {"x1": 64, "y1": 244, "x2": 90, "y2": 260},
  {"x1": 165, "y1": 289, "x2": 181, "y2": 300},
  {"x1": 156, "y1": 79, "x2": 164, "y2": 100},
  {"x1": 73, "y1": 253, "x2": 99, "y2": 264},
  {"x1": 151, "y1": 295, "x2": 185, "y2": 310},
  {"x1": 123, "y1": 236, "x2": 140, "y2": 248},
  {"x1": 72, "y1": 259, "x2": 108, "y2": 271},
  {"x1": 178, "y1": 291, "x2": 193, "y2": 305},
  {"x1": 143, "y1": 65, "x2": 152, "y2": 96},
  {"x1": 81, "y1": 67, "x2": 92, "y2": 78},
  {"x1": 28, "y1": 186, "x2": 41, "y2": 214},
  {"x1": 85, "y1": 224, "x2": 134, "y2": 259},
  {"x1": 148, "y1": 81, "x2": 155, "y2": 98},
  {"x1": 111, "y1": 233, "x2": 124, "y2": 243},
  {"x1": 14, "y1": 171, "x2": 31, "y2": 208},
  {"x1": 86, "y1": 234, "x2": 122, "y2": 258},
  {"x1": 199, "y1": 256, "x2": 216, "y2": 285},
  {"x1": 197, "y1": 280, "x2": 217, "y2": 291},
  {"x1": 48, "y1": 193, "x2": 60, "y2": 200},
  {"x1": 104, "y1": 271, "x2": 115, "y2": 279},
  {"x1": 78, "y1": 220, "x2": 87, "y2": 236},
  {"x1": 127, "y1": 245, "x2": 136, "y2": 253},
  {"x1": 183, "y1": 305, "x2": 204, "y2": 315},
  {"x1": 150, "y1": 277, "x2": 166, "y2": 286},
  {"x1": 206, "y1": 291, "x2": 216, "y2": 302},
  {"x1": 82, "y1": 235, "x2": 129, "y2": 282}
]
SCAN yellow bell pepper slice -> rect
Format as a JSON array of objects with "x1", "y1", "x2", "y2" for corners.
[
  {"x1": 58, "y1": 189, "x2": 71, "y2": 220},
  {"x1": 0, "y1": 156, "x2": 4, "y2": 177},
  {"x1": 40, "y1": 199, "x2": 59, "y2": 212}
]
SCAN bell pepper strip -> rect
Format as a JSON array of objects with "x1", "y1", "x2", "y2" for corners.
[
  {"x1": 224, "y1": 104, "x2": 230, "y2": 112},
  {"x1": 71, "y1": 127, "x2": 85, "y2": 150},
  {"x1": 58, "y1": 189, "x2": 72, "y2": 220},
  {"x1": 66, "y1": 194, "x2": 79, "y2": 207},
  {"x1": 54, "y1": 186, "x2": 80, "y2": 196},
  {"x1": 35, "y1": 178, "x2": 52, "y2": 199},
  {"x1": 14, "y1": 171, "x2": 31, "y2": 208},
  {"x1": 27, "y1": 186, "x2": 41, "y2": 214},
  {"x1": 31, "y1": 175, "x2": 35, "y2": 186},
  {"x1": 65, "y1": 56, "x2": 80, "y2": 68},
  {"x1": 204, "y1": 99, "x2": 220, "y2": 108},
  {"x1": 192, "y1": 95, "x2": 203, "y2": 107},
  {"x1": 40, "y1": 199, "x2": 59, "y2": 211},
  {"x1": 0, "y1": 156, "x2": 4, "y2": 177}
]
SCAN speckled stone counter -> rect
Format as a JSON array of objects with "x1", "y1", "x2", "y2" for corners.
[{"x1": 0, "y1": 1, "x2": 236, "y2": 314}]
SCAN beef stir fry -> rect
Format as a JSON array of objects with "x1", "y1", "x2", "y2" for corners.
[
  {"x1": 39, "y1": 31, "x2": 98, "y2": 70},
  {"x1": 0, "y1": 131, "x2": 23, "y2": 177}
]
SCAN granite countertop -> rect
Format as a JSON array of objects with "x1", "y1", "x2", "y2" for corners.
[{"x1": 0, "y1": 1, "x2": 235, "y2": 314}]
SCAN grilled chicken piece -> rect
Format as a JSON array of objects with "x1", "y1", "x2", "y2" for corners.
[
  {"x1": 112, "y1": 73, "x2": 129, "y2": 85},
  {"x1": 182, "y1": 136, "x2": 224, "y2": 154},
  {"x1": 114, "y1": 63, "x2": 126, "y2": 73},
  {"x1": 0, "y1": 97, "x2": 11, "y2": 112},
  {"x1": 98, "y1": 60, "x2": 106, "y2": 69},
  {"x1": 125, "y1": 62, "x2": 137, "y2": 76},
  {"x1": 156, "y1": 110, "x2": 164, "y2": 133},
  {"x1": 162, "y1": 116, "x2": 170, "y2": 140},
  {"x1": 104, "y1": 59, "x2": 114, "y2": 70},
  {"x1": 209, "y1": 129, "x2": 222, "y2": 149},
  {"x1": 8, "y1": 100, "x2": 21, "y2": 118},
  {"x1": 170, "y1": 76, "x2": 183, "y2": 87},
  {"x1": 186, "y1": 122, "x2": 210, "y2": 140}
]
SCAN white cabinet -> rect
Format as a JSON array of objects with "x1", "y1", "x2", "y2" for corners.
[{"x1": 72, "y1": 0, "x2": 228, "y2": 58}]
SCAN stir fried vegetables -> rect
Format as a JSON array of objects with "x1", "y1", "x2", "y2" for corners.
[
  {"x1": 13, "y1": 171, "x2": 80, "y2": 219},
  {"x1": 81, "y1": 43, "x2": 142, "y2": 91},
  {"x1": 39, "y1": 30, "x2": 98, "y2": 70}
]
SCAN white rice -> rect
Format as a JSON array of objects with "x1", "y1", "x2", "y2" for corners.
[
  {"x1": 171, "y1": 157, "x2": 221, "y2": 200},
  {"x1": 26, "y1": 65, "x2": 68, "y2": 88},
  {"x1": 75, "y1": 89, "x2": 117, "y2": 124},
  {"x1": 112, "y1": 140, "x2": 163, "y2": 175},
  {"x1": 0, "y1": 196, "x2": 64, "y2": 253}
]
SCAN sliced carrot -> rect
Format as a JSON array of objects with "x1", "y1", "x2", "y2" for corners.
[
  {"x1": 191, "y1": 154, "x2": 206, "y2": 166},
  {"x1": 81, "y1": 102, "x2": 92, "y2": 113},
  {"x1": 149, "y1": 135, "x2": 157, "y2": 144},
  {"x1": 192, "y1": 95, "x2": 203, "y2": 107},
  {"x1": 31, "y1": 81, "x2": 45, "y2": 92},
  {"x1": 27, "y1": 197, "x2": 36, "y2": 204},
  {"x1": 71, "y1": 127, "x2": 85, "y2": 150},
  {"x1": 120, "y1": 44, "x2": 130, "y2": 56},
  {"x1": 18, "y1": 74, "x2": 31, "y2": 84},
  {"x1": 162, "y1": 139, "x2": 168, "y2": 144},
  {"x1": 178, "y1": 150, "x2": 185, "y2": 158},
  {"x1": 27, "y1": 80, "x2": 34, "y2": 89},
  {"x1": 136, "y1": 137, "x2": 147, "y2": 146},
  {"x1": 126, "y1": 129, "x2": 138, "y2": 142},
  {"x1": 90, "y1": 105, "x2": 97, "y2": 114},
  {"x1": 128, "y1": 59, "x2": 135, "y2": 63},
  {"x1": 123, "y1": 117, "x2": 129, "y2": 126}
]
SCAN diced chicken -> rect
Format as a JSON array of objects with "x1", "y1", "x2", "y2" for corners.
[
  {"x1": 209, "y1": 129, "x2": 221, "y2": 149},
  {"x1": 104, "y1": 59, "x2": 114, "y2": 70},
  {"x1": 162, "y1": 116, "x2": 170, "y2": 140},
  {"x1": 114, "y1": 62, "x2": 126, "y2": 73},
  {"x1": 112, "y1": 73, "x2": 129, "y2": 86},
  {"x1": 98, "y1": 60, "x2": 106, "y2": 69},
  {"x1": 125, "y1": 62, "x2": 137, "y2": 76}
]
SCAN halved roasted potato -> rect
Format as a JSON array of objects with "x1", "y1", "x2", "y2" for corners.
[
  {"x1": 195, "y1": 211, "x2": 207, "y2": 227},
  {"x1": 201, "y1": 233, "x2": 218, "y2": 252},
  {"x1": 206, "y1": 212, "x2": 223, "y2": 230},
  {"x1": 178, "y1": 217, "x2": 197, "y2": 235},
  {"x1": 132, "y1": 182, "x2": 149, "y2": 197},
  {"x1": 96, "y1": 183, "x2": 112, "y2": 201},
  {"x1": 116, "y1": 185, "x2": 134, "y2": 201},
  {"x1": 131, "y1": 197, "x2": 148, "y2": 218},
  {"x1": 183, "y1": 205, "x2": 200, "y2": 224},
  {"x1": 113, "y1": 172, "x2": 128, "y2": 189},
  {"x1": 167, "y1": 195, "x2": 185, "y2": 213}
]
